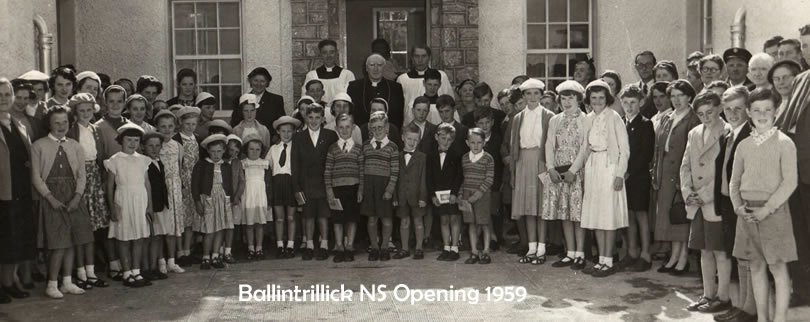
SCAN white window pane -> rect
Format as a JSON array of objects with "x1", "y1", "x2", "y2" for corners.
[
  {"x1": 221, "y1": 59, "x2": 241, "y2": 83},
  {"x1": 197, "y1": 60, "x2": 220, "y2": 85},
  {"x1": 219, "y1": 2, "x2": 240, "y2": 28},
  {"x1": 526, "y1": 54, "x2": 545, "y2": 78},
  {"x1": 549, "y1": 54, "x2": 567, "y2": 77},
  {"x1": 526, "y1": 0, "x2": 546, "y2": 23},
  {"x1": 198, "y1": 30, "x2": 218, "y2": 55},
  {"x1": 570, "y1": 24, "x2": 588, "y2": 49},
  {"x1": 548, "y1": 0, "x2": 566, "y2": 23},
  {"x1": 221, "y1": 85, "x2": 242, "y2": 111},
  {"x1": 527, "y1": 25, "x2": 546, "y2": 50},
  {"x1": 570, "y1": 0, "x2": 589, "y2": 22},
  {"x1": 196, "y1": 3, "x2": 218, "y2": 28},
  {"x1": 548, "y1": 24, "x2": 567, "y2": 49},
  {"x1": 220, "y1": 30, "x2": 241, "y2": 54},
  {"x1": 175, "y1": 30, "x2": 195, "y2": 55},
  {"x1": 174, "y1": 3, "x2": 194, "y2": 28}
]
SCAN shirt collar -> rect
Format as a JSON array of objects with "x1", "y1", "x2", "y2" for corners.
[
  {"x1": 179, "y1": 132, "x2": 194, "y2": 140},
  {"x1": 308, "y1": 127, "x2": 321, "y2": 136},
  {"x1": 338, "y1": 137, "x2": 353, "y2": 150},
  {"x1": 469, "y1": 150, "x2": 484, "y2": 162},
  {"x1": 374, "y1": 136, "x2": 390, "y2": 147},
  {"x1": 206, "y1": 157, "x2": 224, "y2": 165},
  {"x1": 732, "y1": 122, "x2": 745, "y2": 138},
  {"x1": 48, "y1": 133, "x2": 67, "y2": 142}
]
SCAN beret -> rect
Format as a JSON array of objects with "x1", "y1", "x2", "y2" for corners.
[{"x1": 519, "y1": 78, "x2": 545, "y2": 91}]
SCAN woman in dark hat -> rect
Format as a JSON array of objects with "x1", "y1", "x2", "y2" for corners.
[{"x1": 230, "y1": 67, "x2": 286, "y2": 139}]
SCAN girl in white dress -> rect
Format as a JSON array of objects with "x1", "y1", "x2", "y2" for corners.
[
  {"x1": 241, "y1": 138, "x2": 272, "y2": 260},
  {"x1": 580, "y1": 80, "x2": 630, "y2": 277},
  {"x1": 104, "y1": 123, "x2": 152, "y2": 288}
]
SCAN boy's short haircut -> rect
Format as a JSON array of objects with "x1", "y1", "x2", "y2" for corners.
[
  {"x1": 468, "y1": 127, "x2": 486, "y2": 140},
  {"x1": 413, "y1": 96, "x2": 431, "y2": 109},
  {"x1": 764, "y1": 36, "x2": 784, "y2": 50},
  {"x1": 142, "y1": 132, "x2": 164, "y2": 145},
  {"x1": 318, "y1": 39, "x2": 338, "y2": 50},
  {"x1": 424, "y1": 69, "x2": 442, "y2": 82},
  {"x1": 721, "y1": 85, "x2": 750, "y2": 105},
  {"x1": 436, "y1": 94, "x2": 456, "y2": 109},
  {"x1": 305, "y1": 79, "x2": 324, "y2": 91},
  {"x1": 698, "y1": 54, "x2": 725, "y2": 71},
  {"x1": 748, "y1": 87, "x2": 781, "y2": 108},
  {"x1": 370, "y1": 97, "x2": 389, "y2": 112},
  {"x1": 473, "y1": 82, "x2": 493, "y2": 99},
  {"x1": 306, "y1": 103, "x2": 325, "y2": 116},
  {"x1": 474, "y1": 107, "x2": 494, "y2": 122},
  {"x1": 508, "y1": 86, "x2": 523, "y2": 104},
  {"x1": 706, "y1": 80, "x2": 731, "y2": 92},
  {"x1": 369, "y1": 111, "x2": 388, "y2": 124},
  {"x1": 403, "y1": 123, "x2": 421, "y2": 135},
  {"x1": 436, "y1": 123, "x2": 456, "y2": 136},
  {"x1": 336, "y1": 113, "x2": 354, "y2": 125},
  {"x1": 103, "y1": 85, "x2": 127, "y2": 102},
  {"x1": 155, "y1": 113, "x2": 177, "y2": 125},
  {"x1": 693, "y1": 91, "x2": 721, "y2": 111},
  {"x1": 778, "y1": 39, "x2": 801, "y2": 52},
  {"x1": 619, "y1": 84, "x2": 644, "y2": 100}
]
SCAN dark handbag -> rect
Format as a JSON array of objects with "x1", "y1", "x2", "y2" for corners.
[
  {"x1": 669, "y1": 192, "x2": 689, "y2": 225},
  {"x1": 554, "y1": 164, "x2": 571, "y2": 173}
]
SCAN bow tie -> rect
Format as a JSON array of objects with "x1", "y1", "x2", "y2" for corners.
[{"x1": 404, "y1": 151, "x2": 413, "y2": 155}]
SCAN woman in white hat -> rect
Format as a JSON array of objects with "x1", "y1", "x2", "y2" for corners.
[
  {"x1": 324, "y1": 93, "x2": 362, "y2": 144},
  {"x1": 510, "y1": 78, "x2": 555, "y2": 265},
  {"x1": 233, "y1": 93, "x2": 272, "y2": 149},
  {"x1": 579, "y1": 80, "x2": 630, "y2": 277}
]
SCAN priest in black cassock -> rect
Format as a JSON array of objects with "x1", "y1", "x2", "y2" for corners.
[{"x1": 347, "y1": 53, "x2": 405, "y2": 127}]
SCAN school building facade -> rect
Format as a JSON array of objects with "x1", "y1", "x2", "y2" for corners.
[{"x1": 2, "y1": 0, "x2": 808, "y2": 117}]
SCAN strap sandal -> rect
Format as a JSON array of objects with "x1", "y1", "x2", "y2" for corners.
[
  {"x1": 531, "y1": 254, "x2": 546, "y2": 265},
  {"x1": 75, "y1": 278, "x2": 93, "y2": 290},
  {"x1": 87, "y1": 277, "x2": 109, "y2": 288},
  {"x1": 518, "y1": 255, "x2": 537, "y2": 264}
]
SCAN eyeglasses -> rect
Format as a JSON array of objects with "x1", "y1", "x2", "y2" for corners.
[{"x1": 701, "y1": 67, "x2": 720, "y2": 74}]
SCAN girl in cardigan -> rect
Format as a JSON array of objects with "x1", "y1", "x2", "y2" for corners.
[
  {"x1": 730, "y1": 88, "x2": 797, "y2": 322},
  {"x1": 543, "y1": 80, "x2": 588, "y2": 269},
  {"x1": 66, "y1": 93, "x2": 111, "y2": 288},
  {"x1": 579, "y1": 80, "x2": 630, "y2": 277},
  {"x1": 192, "y1": 134, "x2": 235, "y2": 270},
  {"x1": 32, "y1": 108, "x2": 94, "y2": 298},
  {"x1": 362, "y1": 111, "x2": 400, "y2": 261},
  {"x1": 173, "y1": 106, "x2": 201, "y2": 266},
  {"x1": 460, "y1": 128, "x2": 495, "y2": 264},
  {"x1": 267, "y1": 116, "x2": 301, "y2": 259},
  {"x1": 142, "y1": 133, "x2": 172, "y2": 280},
  {"x1": 233, "y1": 94, "x2": 272, "y2": 149},
  {"x1": 681, "y1": 91, "x2": 732, "y2": 312},
  {"x1": 241, "y1": 137, "x2": 271, "y2": 261},
  {"x1": 154, "y1": 110, "x2": 185, "y2": 273},
  {"x1": 325, "y1": 113, "x2": 364, "y2": 263},
  {"x1": 104, "y1": 123, "x2": 153, "y2": 288}
]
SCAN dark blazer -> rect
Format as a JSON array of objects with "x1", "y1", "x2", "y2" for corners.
[
  {"x1": 147, "y1": 160, "x2": 169, "y2": 212},
  {"x1": 450, "y1": 120, "x2": 469, "y2": 154},
  {"x1": 483, "y1": 132, "x2": 504, "y2": 191},
  {"x1": 0, "y1": 118, "x2": 32, "y2": 200},
  {"x1": 347, "y1": 78, "x2": 405, "y2": 127},
  {"x1": 191, "y1": 159, "x2": 234, "y2": 202},
  {"x1": 461, "y1": 107, "x2": 507, "y2": 135},
  {"x1": 714, "y1": 122, "x2": 752, "y2": 213},
  {"x1": 625, "y1": 115, "x2": 655, "y2": 180},
  {"x1": 290, "y1": 128, "x2": 338, "y2": 200},
  {"x1": 426, "y1": 146, "x2": 463, "y2": 214},
  {"x1": 780, "y1": 71, "x2": 810, "y2": 184},
  {"x1": 395, "y1": 151, "x2": 428, "y2": 207},
  {"x1": 360, "y1": 122, "x2": 402, "y2": 150},
  {"x1": 230, "y1": 90, "x2": 286, "y2": 137},
  {"x1": 412, "y1": 121, "x2": 438, "y2": 153}
]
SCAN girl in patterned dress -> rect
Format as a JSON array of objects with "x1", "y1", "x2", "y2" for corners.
[
  {"x1": 241, "y1": 138, "x2": 272, "y2": 260},
  {"x1": 154, "y1": 110, "x2": 185, "y2": 274},
  {"x1": 543, "y1": 81, "x2": 588, "y2": 270},
  {"x1": 192, "y1": 134, "x2": 235, "y2": 270},
  {"x1": 173, "y1": 106, "x2": 201, "y2": 266},
  {"x1": 66, "y1": 93, "x2": 111, "y2": 289}
]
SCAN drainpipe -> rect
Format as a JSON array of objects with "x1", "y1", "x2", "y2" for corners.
[
  {"x1": 33, "y1": 14, "x2": 53, "y2": 74},
  {"x1": 730, "y1": 8, "x2": 745, "y2": 48}
]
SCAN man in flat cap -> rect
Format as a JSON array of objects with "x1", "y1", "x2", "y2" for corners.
[{"x1": 723, "y1": 47, "x2": 755, "y2": 91}]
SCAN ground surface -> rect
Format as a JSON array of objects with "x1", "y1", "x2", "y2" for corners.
[{"x1": 2, "y1": 250, "x2": 809, "y2": 321}]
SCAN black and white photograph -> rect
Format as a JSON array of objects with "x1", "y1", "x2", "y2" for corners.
[{"x1": 2, "y1": 0, "x2": 810, "y2": 320}]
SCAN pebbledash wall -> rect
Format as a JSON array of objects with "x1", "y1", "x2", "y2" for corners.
[{"x1": 3, "y1": 0, "x2": 807, "y2": 114}]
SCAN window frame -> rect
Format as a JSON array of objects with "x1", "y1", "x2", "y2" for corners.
[
  {"x1": 170, "y1": 0, "x2": 244, "y2": 116},
  {"x1": 372, "y1": 7, "x2": 413, "y2": 71},
  {"x1": 524, "y1": 0, "x2": 594, "y2": 87}
]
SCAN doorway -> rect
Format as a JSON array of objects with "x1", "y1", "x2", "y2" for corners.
[{"x1": 345, "y1": 0, "x2": 427, "y2": 78}]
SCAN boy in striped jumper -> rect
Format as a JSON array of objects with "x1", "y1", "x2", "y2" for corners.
[
  {"x1": 460, "y1": 128, "x2": 495, "y2": 264},
  {"x1": 324, "y1": 113, "x2": 364, "y2": 263},
  {"x1": 361, "y1": 111, "x2": 400, "y2": 261}
]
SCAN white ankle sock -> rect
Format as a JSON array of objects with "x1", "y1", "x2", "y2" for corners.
[
  {"x1": 62, "y1": 276, "x2": 73, "y2": 285},
  {"x1": 132, "y1": 269, "x2": 141, "y2": 277},
  {"x1": 256, "y1": 245, "x2": 263, "y2": 251},
  {"x1": 536, "y1": 242, "x2": 546, "y2": 256},
  {"x1": 86, "y1": 265, "x2": 97, "y2": 279},
  {"x1": 47, "y1": 280, "x2": 58, "y2": 289},
  {"x1": 77, "y1": 267, "x2": 87, "y2": 280},
  {"x1": 319, "y1": 240, "x2": 328, "y2": 249},
  {"x1": 575, "y1": 251, "x2": 585, "y2": 259},
  {"x1": 287, "y1": 240, "x2": 295, "y2": 248},
  {"x1": 225, "y1": 247, "x2": 232, "y2": 255},
  {"x1": 249, "y1": 245, "x2": 256, "y2": 252},
  {"x1": 444, "y1": 245, "x2": 451, "y2": 251},
  {"x1": 168, "y1": 258, "x2": 176, "y2": 267},
  {"x1": 450, "y1": 246, "x2": 459, "y2": 253},
  {"x1": 306, "y1": 240, "x2": 315, "y2": 249},
  {"x1": 276, "y1": 241, "x2": 284, "y2": 248},
  {"x1": 212, "y1": 253, "x2": 220, "y2": 259},
  {"x1": 527, "y1": 242, "x2": 538, "y2": 256},
  {"x1": 123, "y1": 270, "x2": 132, "y2": 279},
  {"x1": 599, "y1": 256, "x2": 605, "y2": 264},
  {"x1": 566, "y1": 251, "x2": 575, "y2": 259},
  {"x1": 604, "y1": 257, "x2": 613, "y2": 267}
]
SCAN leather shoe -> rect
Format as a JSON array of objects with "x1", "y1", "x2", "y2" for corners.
[{"x1": 2, "y1": 286, "x2": 29, "y2": 299}]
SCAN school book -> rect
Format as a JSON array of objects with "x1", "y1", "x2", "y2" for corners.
[
  {"x1": 328, "y1": 198, "x2": 343, "y2": 211},
  {"x1": 458, "y1": 199, "x2": 473, "y2": 216},
  {"x1": 295, "y1": 192, "x2": 307, "y2": 206},
  {"x1": 435, "y1": 190, "x2": 451, "y2": 204}
]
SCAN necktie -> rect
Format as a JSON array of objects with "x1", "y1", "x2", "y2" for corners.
[
  {"x1": 375, "y1": 141, "x2": 381, "y2": 150},
  {"x1": 721, "y1": 133, "x2": 735, "y2": 195},
  {"x1": 342, "y1": 141, "x2": 348, "y2": 152},
  {"x1": 642, "y1": 83, "x2": 648, "y2": 96},
  {"x1": 279, "y1": 143, "x2": 287, "y2": 167}
]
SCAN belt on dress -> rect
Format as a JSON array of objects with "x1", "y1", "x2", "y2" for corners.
[
  {"x1": 590, "y1": 148, "x2": 607, "y2": 152},
  {"x1": 743, "y1": 200, "x2": 767, "y2": 208}
]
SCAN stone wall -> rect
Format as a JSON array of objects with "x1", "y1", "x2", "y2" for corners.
[
  {"x1": 291, "y1": 0, "x2": 341, "y2": 103},
  {"x1": 431, "y1": 0, "x2": 479, "y2": 85}
]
